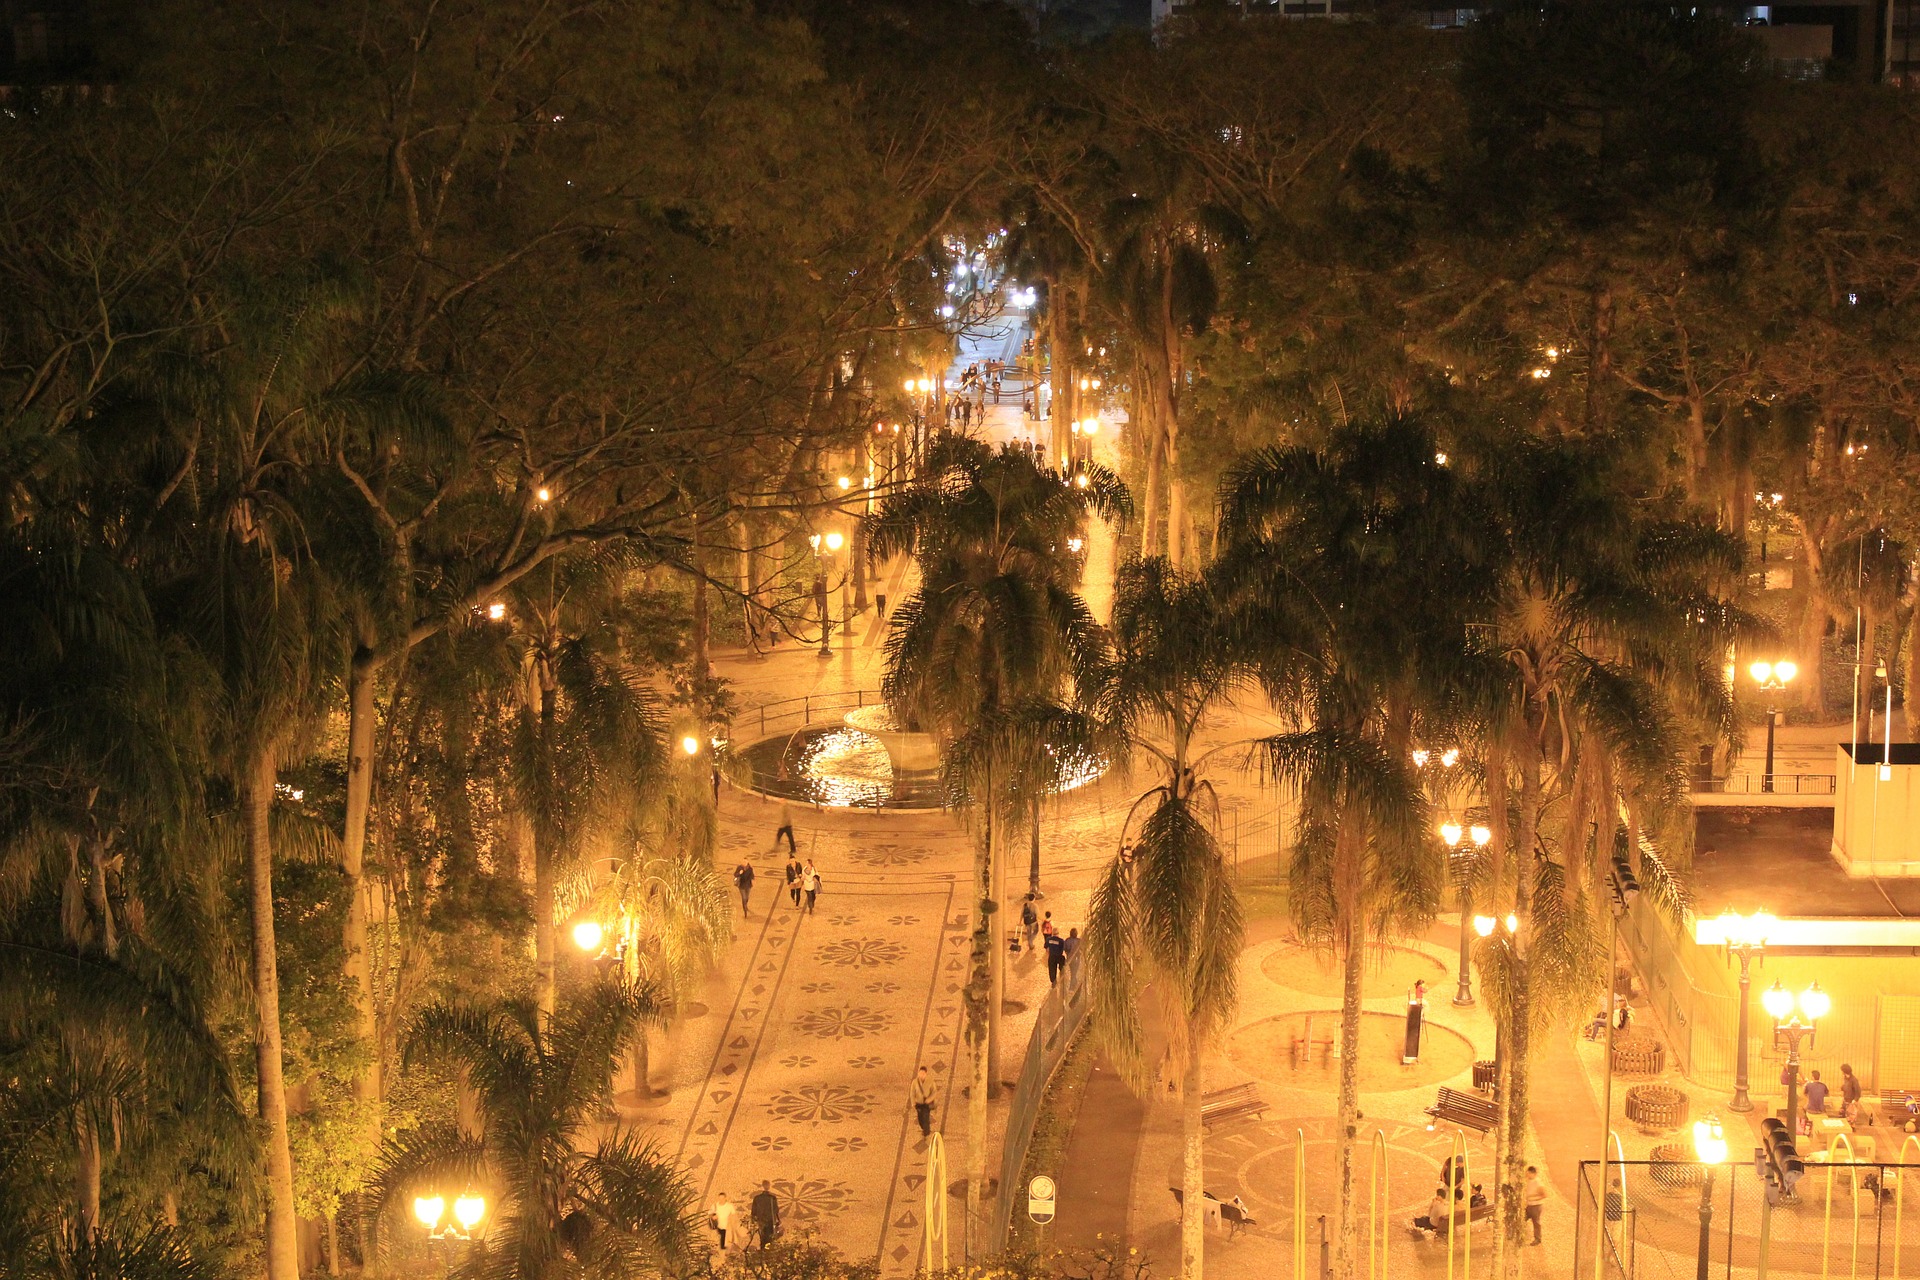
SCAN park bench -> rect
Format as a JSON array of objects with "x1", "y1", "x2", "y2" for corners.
[
  {"x1": 1425, "y1": 1086, "x2": 1498, "y2": 1135},
  {"x1": 1413, "y1": 1199, "x2": 1492, "y2": 1236},
  {"x1": 1201, "y1": 1082, "x2": 1268, "y2": 1131},
  {"x1": 1169, "y1": 1186, "x2": 1259, "y2": 1239}
]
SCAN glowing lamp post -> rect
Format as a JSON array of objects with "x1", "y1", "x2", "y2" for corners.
[
  {"x1": 1440, "y1": 820, "x2": 1492, "y2": 1006},
  {"x1": 414, "y1": 1192, "x2": 486, "y2": 1240},
  {"x1": 1748, "y1": 661, "x2": 1798, "y2": 792},
  {"x1": 1764, "y1": 980, "x2": 1829, "y2": 1139},
  {"x1": 1714, "y1": 910, "x2": 1776, "y2": 1112},
  {"x1": 571, "y1": 919, "x2": 605, "y2": 954},
  {"x1": 1693, "y1": 1117, "x2": 1728, "y2": 1280}
]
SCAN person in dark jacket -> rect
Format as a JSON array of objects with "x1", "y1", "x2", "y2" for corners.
[
  {"x1": 749, "y1": 1181, "x2": 780, "y2": 1249},
  {"x1": 1044, "y1": 930, "x2": 1067, "y2": 985},
  {"x1": 733, "y1": 861, "x2": 755, "y2": 916}
]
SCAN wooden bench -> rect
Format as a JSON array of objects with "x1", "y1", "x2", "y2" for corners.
[
  {"x1": 1170, "y1": 1186, "x2": 1259, "y2": 1239},
  {"x1": 1202, "y1": 1082, "x2": 1268, "y2": 1131},
  {"x1": 1426, "y1": 1086, "x2": 1498, "y2": 1135}
]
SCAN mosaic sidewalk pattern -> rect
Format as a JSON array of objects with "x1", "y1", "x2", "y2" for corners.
[{"x1": 672, "y1": 875, "x2": 971, "y2": 1275}]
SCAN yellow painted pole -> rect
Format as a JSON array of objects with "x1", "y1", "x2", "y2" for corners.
[
  {"x1": 1822, "y1": 1133, "x2": 1861, "y2": 1280},
  {"x1": 1295, "y1": 1128, "x2": 1307, "y2": 1280},
  {"x1": 1445, "y1": 1129, "x2": 1470, "y2": 1280},
  {"x1": 1896, "y1": 1134, "x2": 1920, "y2": 1280},
  {"x1": 1371, "y1": 1130, "x2": 1391, "y2": 1280},
  {"x1": 925, "y1": 1132, "x2": 948, "y2": 1273}
]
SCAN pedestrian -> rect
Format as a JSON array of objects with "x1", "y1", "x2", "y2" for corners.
[
  {"x1": 803, "y1": 862, "x2": 820, "y2": 914},
  {"x1": 1524, "y1": 1166, "x2": 1546, "y2": 1245},
  {"x1": 1020, "y1": 895, "x2": 1039, "y2": 949},
  {"x1": 750, "y1": 1181, "x2": 780, "y2": 1250},
  {"x1": 911, "y1": 1065, "x2": 938, "y2": 1137},
  {"x1": 1062, "y1": 927, "x2": 1080, "y2": 961},
  {"x1": 774, "y1": 802, "x2": 796, "y2": 855},
  {"x1": 876, "y1": 591, "x2": 888, "y2": 619},
  {"x1": 733, "y1": 861, "x2": 755, "y2": 916},
  {"x1": 711, "y1": 1192, "x2": 735, "y2": 1250},
  {"x1": 1842, "y1": 1063, "x2": 1863, "y2": 1116},
  {"x1": 1807, "y1": 1069, "x2": 1830, "y2": 1114},
  {"x1": 1044, "y1": 928, "x2": 1066, "y2": 985},
  {"x1": 786, "y1": 854, "x2": 803, "y2": 907},
  {"x1": 712, "y1": 762, "x2": 722, "y2": 805},
  {"x1": 1040, "y1": 911, "x2": 1055, "y2": 939}
]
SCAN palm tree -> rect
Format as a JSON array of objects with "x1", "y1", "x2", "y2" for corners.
[
  {"x1": 374, "y1": 976, "x2": 700, "y2": 1280},
  {"x1": 564, "y1": 842, "x2": 733, "y2": 1100},
  {"x1": 1083, "y1": 557, "x2": 1254, "y2": 1280},
  {"x1": 1100, "y1": 142, "x2": 1242, "y2": 566},
  {"x1": 1217, "y1": 417, "x2": 1485, "y2": 1280},
  {"x1": 1470, "y1": 434, "x2": 1749, "y2": 1275},
  {"x1": 870, "y1": 433, "x2": 1125, "y2": 1254}
]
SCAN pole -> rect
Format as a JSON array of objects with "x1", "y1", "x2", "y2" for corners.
[
  {"x1": 1731, "y1": 952, "x2": 1755, "y2": 1112},
  {"x1": 1696, "y1": 1169, "x2": 1716, "y2": 1280},
  {"x1": 1784, "y1": 1040, "x2": 1801, "y2": 1142},
  {"x1": 1453, "y1": 886, "x2": 1475, "y2": 1006},
  {"x1": 1763, "y1": 705, "x2": 1779, "y2": 793}
]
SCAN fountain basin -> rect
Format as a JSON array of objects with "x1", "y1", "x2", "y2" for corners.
[{"x1": 843, "y1": 704, "x2": 944, "y2": 772}]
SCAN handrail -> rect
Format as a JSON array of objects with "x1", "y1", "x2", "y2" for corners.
[
  {"x1": 988, "y1": 951, "x2": 1089, "y2": 1254},
  {"x1": 1694, "y1": 773, "x2": 1836, "y2": 795},
  {"x1": 747, "y1": 688, "x2": 881, "y2": 737}
]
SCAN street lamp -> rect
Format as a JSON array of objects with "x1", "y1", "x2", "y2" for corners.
[
  {"x1": 1715, "y1": 910, "x2": 1776, "y2": 1112},
  {"x1": 1693, "y1": 1117, "x2": 1728, "y2": 1280},
  {"x1": 1748, "y1": 660, "x2": 1799, "y2": 792},
  {"x1": 1442, "y1": 821, "x2": 1492, "y2": 1006},
  {"x1": 1763, "y1": 979, "x2": 1829, "y2": 1138},
  {"x1": 414, "y1": 1192, "x2": 487, "y2": 1240},
  {"x1": 809, "y1": 531, "x2": 846, "y2": 658},
  {"x1": 571, "y1": 920, "x2": 605, "y2": 953}
]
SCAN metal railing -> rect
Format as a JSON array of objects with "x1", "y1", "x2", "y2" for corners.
[
  {"x1": 988, "y1": 951, "x2": 1089, "y2": 1255},
  {"x1": 1695, "y1": 774, "x2": 1837, "y2": 796},
  {"x1": 744, "y1": 688, "x2": 884, "y2": 737}
]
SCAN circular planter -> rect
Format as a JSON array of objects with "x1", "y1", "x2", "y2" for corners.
[{"x1": 1625, "y1": 1083, "x2": 1689, "y2": 1134}]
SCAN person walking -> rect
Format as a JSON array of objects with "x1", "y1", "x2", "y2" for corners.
[
  {"x1": 749, "y1": 1181, "x2": 780, "y2": 1250},
  {"x1": 712, "y1": 1192, "x2": 736, "y2": 1250},
  {"x1": 1061, "y1": 927, "x2": 1080, "y2": 962},
  {"x1": 1842, "y1": 1063, "x2": 1863, "y2": 1116},
  {"x1": 1040, "y1": 910, "x2": 1055, "y2": 939},
  {"x1": 1020, "y1": 895, "x2": 1039, "y2": 950},
  {"x1": 1044, "y1": 928, "x2": 1066, "y2": 986},
  {"x1": 774, "y1": 803, "x2": 796, "y2": 855},
  {"x1": 802, "y1": 862, "x2": 821, "y2": 914},
  {"x1": 910, "y1": 1066, "x2": 938, "y2": 1138},
  {"x1": 733, "y1": 860, "x2": 755, "y2": 916},
  {"x1": 1524, "y1": 1166, "x2": 1546, "y2": 1245}
]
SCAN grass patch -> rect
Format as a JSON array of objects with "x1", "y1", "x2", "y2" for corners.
[{"x1": 1007, "y1": 1022, "x2": 1098, "y2": 1252}]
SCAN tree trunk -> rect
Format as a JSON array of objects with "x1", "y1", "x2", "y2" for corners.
[
  {"x1": 965, "y1": 810, "x2": 993, "y2": 1259},
  {"x1": 529, "y1": 660, "x2": 557, "y2": 1021},
  {"x1": 245, "y1": 744, "x2": 302, "y2": 1280},
  {"x1": 326, "y1": 1214, "x2": 342, "y2": 1277},
  {"x1": 1500, "y1": 969, "x2": 1534, "y2": 1278},
  {"x1": 1333, "y1": 917, "x2": 1366, "y2": 1280},
  {"x1": 632, "y1": 1029, "x2": 652, "y2": 1097},
  {"x1": 1179, "y1": 1040, "x2": 1207, "y2": 1280},
  {"x1": 691, "y1": 520, "x2": 711, "y2": 684},
  {"x1": 1028, "y1": 794, "x2": 1042, "y2": 896},
  {"x1": 1142, "y1": 416, "x2": 1164, "y2": 558},
  {"x1": 341, "y1": 646, "x2": 384, "y2": 1128},
  {"x1": 1049, "y1": 282, "x2": 1071, "y2": 463},
  {"x1": 1854, "y1": 610, "x2": 1878, "y2": 744},
  {"x1": 987, "y1": 801, "x2": 1003, "y2": 1099},
  {"x1": 851, "y1": 515, "x2": 869, "y2": 613}
]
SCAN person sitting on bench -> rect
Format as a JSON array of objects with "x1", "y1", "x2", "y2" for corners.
[{"x1": 1416, "y1": 1187, "x2": 1451, "y2": 1231}]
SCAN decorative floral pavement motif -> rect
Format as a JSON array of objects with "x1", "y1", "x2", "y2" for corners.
[
  {"x1": 751, "y1": 1135, "x2": 792, "y2": 1153},
  {"x1": 815, "y1": 936, "x2": 909, "y2": 969},
  {"x1": 779, "y1": 1053, "x2": 817, "y2": 1069},
  {"x1": 847, "y1": 1054, "x2": 884, "y2": 1069},
  {"x1": 799, "y1": 980, "x2": 838, "y2": 994},
  {"x1": 864, "y1": 980, "x2": 901, "y2": 995},
  {"x1": 827, "y1": 1135, "x2": 869, "y2": 1153},
  {"x1": 828, "y1": 912, "x2": 862, "y2": 927},
  {"x1": 886, "y1": 914, "x2": 920, "y2": 927},
  {"x1": 771, "y1": 1177, "x2": 858, "y2": 1223},
  {"x1": 766, "y1": 1083, "x2": 875, "y2": 1125},
  {"x1": 795, "y1": 1004, "x2": 894, "y2": 1039},
  {"x1": 848, "y1": 843, "x2": 929, "y2": 867}
]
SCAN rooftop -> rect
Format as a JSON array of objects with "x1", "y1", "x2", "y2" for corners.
[{"x1": 1692, "y1": 808, "x2": 1920, "y2": 919}]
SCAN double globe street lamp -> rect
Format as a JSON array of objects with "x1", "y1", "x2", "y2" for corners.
[
  {"x1": 1693, "y1": 1116, "x2": 1729, "y2": 1280},
  {"x1": 1748, "y1": 660, "x2": 1799, "y2": 793},
  {"x1": 414, "y1": 1192, "x2": 487, "y2": 1241},
  {"x1": 1711, "y1": 909, "x2": 1777, "y2": 1113},
  {"x1": 1763, "y1": 979, "x2": 1831, "y2": 1140}
]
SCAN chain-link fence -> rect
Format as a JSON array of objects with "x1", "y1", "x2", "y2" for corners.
[{"x1": 1576, "y1": 1158, "x2": 1920, "y2": 1280}]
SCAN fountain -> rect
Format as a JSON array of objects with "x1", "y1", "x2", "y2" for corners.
[{"x1": 842, "y1": 703, "x2": 944, "y2": 772}]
